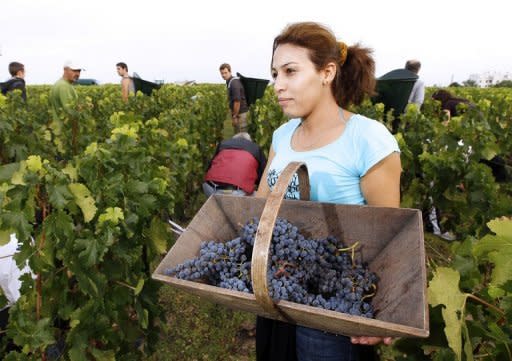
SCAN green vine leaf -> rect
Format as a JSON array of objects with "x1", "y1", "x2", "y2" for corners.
[
  {"x1": 90, "y1": 348, "x2": 116, "y2": 361},
  {"x1": 48, "y1": 184, "x2": 73, "y2": 209},
  {"x1": 428, "y1": 267, "x2": 468, "y2": 361},
  {"x1": 75, "y1": 238, "x2": 101, "y2": 268},
  {"x1": 134, "y1": 278, "x2": 145, "y2": 296},
  {"x1": 0, "y1": 229, "x2": 12, "y2": 246},
  {"x1": 68, "y1": 183, "x2": 97, "y2": 223},
  {"x1": 8, "y1": 317, "x2": 55, "y2": 354},
  {"x1": 1, "y1": 211, "x2": 32, "y2": 241},
  {"x1": 473, "y1": 217, "x2": 512, "y2": 297},
  {"x1": 0, "y1": 163, "x2": 20, "y2": 182},
  {"x1": 69, "y1": 343, "x2": 88, "y2": 361},
  {"x1": 145, "y1": 217, "x2": 169, "y2": 254}
]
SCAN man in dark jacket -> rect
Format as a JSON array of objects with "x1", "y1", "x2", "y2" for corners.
[
  {"x1": 219, "y1": 63, "x2": 249, "y2": 133},
  {"x1": 1, "y1": 62, "x2": 26, "y2": 101},
  {"x1": 203, "y1": 132, "x2": 266, "y2": 197}
]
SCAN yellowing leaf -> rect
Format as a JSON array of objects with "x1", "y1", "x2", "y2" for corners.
[
  {"x1": 26, "y1": 155, "x2": 43, "y2": 172},
  {"x1": 487, "y1": 217, "x2": 512, "y2": 239},
  {"x1": 111, "y1": 124, "x2": 139, "y2": 141},
  {"x1": 152, "y1": 128, "x2": 169, "y2": 137},
  {"x1": 84, "y1": 142, "x2": 98, "y2": 155},
  {"x1": 98, "y1": 207, "x2": 124, "y2": 226},
  {"x1": 43, "y1": 130, "x2": 52, "y2": 141},
  {"x1": 62, "y1": 163, "x2": 78, "y2": 182},
  {"x1": 0, "y1": 230, "x2": 12, "y2": 246},
  {"x1": 428, "y1": 267, "x2": 468, "y2": 361},
  {"x1": 134, "y1": 278, "x2": 144, "y2": 296},
  {"x1": 176, "y1": 138, "x2": 188, "y2": 148},
  {"x1": 68, "y1": 183, "x2": 97, "y2": 223}
]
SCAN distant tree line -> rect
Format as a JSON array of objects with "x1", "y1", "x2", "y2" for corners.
[{"x1": 449, "y1": 79, "x2": 512, "y2": 88}]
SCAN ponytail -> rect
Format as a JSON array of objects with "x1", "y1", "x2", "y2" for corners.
[{"x1": 333, "y1": 44, "x2": 376, "y2": 108}]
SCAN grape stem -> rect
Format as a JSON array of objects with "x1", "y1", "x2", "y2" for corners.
[
  {"x1": 466, "y1": 293, "x2": 504, "y2": 316},
  {"x1": 337, "y1": 241, "x2": 360, "y2": 267},
  {"x1": 361, "y1": 284, "x2": 378, "y2": 301}
]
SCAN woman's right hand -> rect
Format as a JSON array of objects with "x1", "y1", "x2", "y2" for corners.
[{"x1": 350, "y1": 336, "x2": 394, "y2": 345}]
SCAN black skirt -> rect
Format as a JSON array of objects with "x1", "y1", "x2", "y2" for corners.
[
  {"x1": 256, "y1": 316, "x2": 297, "y2": 361},
  {"x1": 256, "y1": 316, "x2": 377, "y2": 361}
]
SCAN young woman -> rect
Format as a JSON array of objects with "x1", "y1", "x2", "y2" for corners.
[{"x1": 255, "y1": 22, "x2": 400, "y2": 361}]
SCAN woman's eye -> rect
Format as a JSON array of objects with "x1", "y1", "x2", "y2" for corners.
[
  {"x1": 286, "y1": 68, "x2": 296, "y2": 74},
  {"x1": 271, "y1": 71, "x2": 277, "y2": 79}
]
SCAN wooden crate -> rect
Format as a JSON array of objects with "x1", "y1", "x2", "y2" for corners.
[{"x1": 153, "y1": 163, "x2": 429, "y2": 338}]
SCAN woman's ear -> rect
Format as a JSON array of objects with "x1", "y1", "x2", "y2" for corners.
[{"x1": 322, "y1": 62, "x2": 337, "y2": 84}]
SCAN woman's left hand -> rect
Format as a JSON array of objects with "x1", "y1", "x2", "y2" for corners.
[{"x1": 350, "y1": 336, "x2": 394, "y2": 345}]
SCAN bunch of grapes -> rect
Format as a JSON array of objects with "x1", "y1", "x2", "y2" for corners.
[{"x1": 165, "y1": 218, "x2": 378, "y2": 318}]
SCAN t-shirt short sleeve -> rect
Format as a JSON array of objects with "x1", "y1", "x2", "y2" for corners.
[
  {"x1": 230, "y1": 79, "x2": 243, "y2": 101},
  {"x1": 271, "y1": 119, "x2": 300, "y2": 153},
  {"x1": 355, "y1": 117, "x2": 400, "y2": 177}
]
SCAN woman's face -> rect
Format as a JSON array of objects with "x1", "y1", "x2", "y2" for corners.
[{"x1": 271, "y1": 44, "x2": 326, "y2": 119}]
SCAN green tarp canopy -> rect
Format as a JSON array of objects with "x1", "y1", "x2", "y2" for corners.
[
  {"x1": 132, "y1": 77, "x2": 162, "y2": 96},
  {"x1": 371, "y1": 69, "x2": 418, "y2": 133},
  {"x1": 372, "y1": 69, "x2": 418, "y2": 115},
  {"x1": 236, "y1": 72, "x2": 269, "y2": 106}
]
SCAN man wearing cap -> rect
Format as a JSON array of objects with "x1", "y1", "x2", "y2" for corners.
[{"x1": 49, "y1": 61, "x2": 84, "y2": 116}]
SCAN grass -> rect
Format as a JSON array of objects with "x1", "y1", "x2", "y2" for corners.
[{"x1": 148, "y1": 287, "x2": 256, "y2": 361}]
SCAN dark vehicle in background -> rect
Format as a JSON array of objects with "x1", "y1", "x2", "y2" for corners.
[{"x1": 73, "y1": 78, "x2": 99, "y2": 86}]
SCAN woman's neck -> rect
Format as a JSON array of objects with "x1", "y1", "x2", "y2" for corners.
[{"x1": 301, "y1": 100, "x2": 343, "y2": 134}]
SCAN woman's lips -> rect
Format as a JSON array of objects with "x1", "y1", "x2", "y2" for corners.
[{"x1": 278, "y1": 98, "x2": 292, "y2": 106}]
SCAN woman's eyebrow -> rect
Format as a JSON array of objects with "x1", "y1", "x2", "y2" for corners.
[{"x1": 271, "y1": 61, "x2": 298, "y2": 70}]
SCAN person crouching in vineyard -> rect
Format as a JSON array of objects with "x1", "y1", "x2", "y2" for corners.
[
  {"x1": 431, "y1": 89, "x2": 474, "y2": 121},
  {"x1": 203, "y1": 132, "x2": 267, "y2": 197},
  {"x1": 255, "y1": 22, "x2": 400, "y2": 361},
  {"x1": 431, "y1": 89, "x2": 509, "y2": 182}
]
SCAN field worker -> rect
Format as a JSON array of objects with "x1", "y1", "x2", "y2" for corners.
[
  {"x1": 116, "y1": 62, "x2": 135, "y2": 102},
  {"x1": 406, "y1": 59, "x2": 425, "y2": 106},
  {"x1": 0, "y1": 234, "x2": 31, "y2": 348},
  {"x1": 219, "y1": 63, "x2": 249, "y2": 133},
  {"x1": 203, "y1": 132, "x2": 266, "y2": 197},
  {"x1": 255, "y1": 22, "x2": 400, "y2": 361},
  {"x1": 431, "y1": 89, "x2": 474, "y2": 119},
  {"x1": 1, "y1": 62, "x2": 27, "y2": 101},
  {"x1": 49, "y1": 60, "x2": 84, "y2": 116}
]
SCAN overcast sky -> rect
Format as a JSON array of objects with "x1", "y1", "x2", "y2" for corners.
[{"x1": 1, "y1": 0, "x2": 510, "y2": 86}]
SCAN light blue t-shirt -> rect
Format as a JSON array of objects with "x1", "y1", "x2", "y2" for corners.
[{"x1": 267, "y1": 114, "x2": 400, "y2": 205}]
